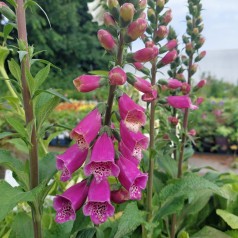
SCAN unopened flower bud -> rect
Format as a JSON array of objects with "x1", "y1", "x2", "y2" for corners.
[
  {"x1": 108, "y1": 0, "x2": 119, "y2": 20},
  {"x1": 192, "y1": 28, "x2": 199, "y2": 36},
  {"x1": 186, "y1": 42, "x2": 193, "y2": 55},
  {"x1": 160, "y1": 9, "x2": 172, "y2": 25},
  {"x1": 155, "y1": 25, "x2": 168, "y2": 41},
  {"x1": 190, "y1": 64, "x2": 198, "y2": 75},
  {"x1": 168, "y1": 116, "x2": 179, "y2": 126},
  {"x1": 160, "y1": 39, "x2": 177, "y2": 54},
  {"x1": 126, "y1": 18, "x2": 147, "y2": 42},
  {"x1": 133, "y1": 62, "x2": 150, "y2": 75},
  {"x1": 157, "y1": 50, "x2": 177, "y2": 68},
  {"x1": 182, "y1": 35, "x2": 189, "y2": 44},
  {"x1": 181, "y1": 82, "x2": 191, "y2": 95},
  {"x1": 140, "y1": 11, "x2": 146, "y2": 19},
  {"x1": 103, "y1": 12, "x2": 116, "y2": 26},
  {"x1": 167, "y1": 78, "x2": 182, "y2": 89},
  {"x1": 139, "y1": 0, "x2": 147, "y2": 10},
  {"x1": 111, "y1": 187, "x2": 130, "y2": 204},
  {"x1": 109, "y1": 67, "x2": 127, "y2": 85},
  {"x1": 97, "y1": 29, "x2": 117, "y2": 51},
  {"x1": 195, "y1": 37, "x2": 205, "y2": 49},
  {"x1": 0, "y1": 2, "x2": 15, "y2": 21},
  {"x1": 175, "y1": 73, "x2": 186, "y2": 82},
  {"x1": 108, "y1": 0, "x2": 119, "y2": 9},
  {"x1": 196, "y1": 97, "x2": 204, "y2": 106},
  {"x1": 193, "y1": 79, "x2": 206, "y2": 91},
  {"x1": 147, "y1": 8, "x2": 156, "y2": 23},
  {"x1": 195, "y1": 50, "x2": 206, "y2": 62},
  {"x1": 120, "y1": 3, "x2": 135, "y2": 27},
  {"x1": 156, "y1": 0, "x2": 165, "y2": 12},
  {"x1": 145, "y1": 41, "x2": 155, "y2": 48}
]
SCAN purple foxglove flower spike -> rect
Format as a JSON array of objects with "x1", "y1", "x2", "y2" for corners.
[
  {"x1": 83, "y1": 179, "x2": 115, "y2": 224},
  {"x1": 111, "y1": 187, "x2": 130, "y2": 204},
  {"x1": 109, "y1": 66, "x2": 127, "y2": 85},
  {"x1": 84, "y1": 133, "x2": 120, "y2": 183},
  {"x1": 56, "y1": 144, "x2": 88, "y2": 182},
  {"x1": 167, "y1": 95, "x2": 198, "y2": 110},
  {"x1": 70, "y1": 109, "x2": 101, "y2": 150},
  {"x1": 127, "y1": 74, "x2": 152, "y2": 93},
  {"x1": 119, "y1": 93, "x2": 146, "y2": 132},
  {"x1": 116, "y1": 155, "x2": 148, "y2": 200},
  {"x1": 127, "y1": 47, "x2": 159, "y2": 63},
  {"x1": 126, "y1": 18, "x2": 147, "y2": 42},
  {"x1": 167, "y1": 78, "x2": 183, "y2": 89},
  {"x1": 120, "y1": 121, "x2": 149, "y2": 161},
  {"x1": 53, "y1": 180, "x2": 89, "y2": 223}
]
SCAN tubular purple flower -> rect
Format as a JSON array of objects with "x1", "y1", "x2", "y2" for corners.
[
  {"x1": 53, "y1": 180, "x2": 89, "y2": 223},
  {"x1": 161, "y1": 9, "x2": 172, "y2": 25},
  {"x1": 73, "y1": 75, "x2": 104, "y2": 92},
  {"x1": 84, "y1": 133, "x2": 119, "y2": 183},
  {"x1": 97, "y1": 29, "x2": 116, "y2": 51},
  {"x1": 70, "y1": 109, "x2": 101, "y2": 150},
  {"x1": 160, "y1": 39, "x2": 178, "y2": 54},
  {"x1": 127, "y1": 74, "x2": 152, "y2": 93},
  {"x1": 120, "y1": 121, "x2": 149, "y2": 161},
  {"x1": 109, "y1": 66, "x2": 127, "y2": 85},
  {"x1": 119, "y1": 93, "x2": 146, "y2": 132},
  {"x1": 156, "y1": 25, "x2": 168, "y2": 41},
  {"x1": 167, "y1": 78, "x2": 183, "y2": 89},
  {"x1": 141, "y1": 89, "x2": 157, "y2": 102},
  {"x1": 158, "y1": 49, "x2": 177, "y2": 68},
  {"x1": 196, "y1": 97, "x2": 204, "y2": 106},
  {"x1": 103, "y1": 12, "x2": 116, "y2": 26},
  {"x1": 116, "y1": 155, "x2": 148, "y2": 200},
  {"x1": 111, "y1": 187, "x2": 130, "y2": 204},
  {"x1": 56, "y1": 144, "x2": 88, "y2": 182},
  {"x1": 167, "y1": 95, "x2": 198, "y2": 110},
  {"x1": 119, "y1": 141, "x2": 140, "y2": 165},
  {"x1": 83, "y1": 179, "x2": 115, "y2": 224}
]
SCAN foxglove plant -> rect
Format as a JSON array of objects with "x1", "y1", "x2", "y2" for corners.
[{"x1": 53, "y1": 0, "x2": 151, "y2": 225}]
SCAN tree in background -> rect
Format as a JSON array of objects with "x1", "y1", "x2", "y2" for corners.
[{"x1": 1, "y1": 0, "x2": 109, "y2": 93}]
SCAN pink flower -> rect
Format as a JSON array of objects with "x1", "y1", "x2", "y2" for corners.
[
  {"x1": 195, "y1": 51, "x2": 206, "y2": 62},
  {"x1": 128, "y1": 46, "x2": 159, "y2": 63},
  {"x1": 133, "y1": 62, "x2": 144, "y2": 70},
  {"x1": 168, "y1": 116, "x2": 179, "y2": 126},
  {"x1": 70, "y1": 109, "x2": 101, "y2": 150},
  {"x1": 160, "y1": 39, "x2": 178, "y2": 54},
  {"x1": 145, "y1": 41, "x2": 155, "y2": 48},
  {"x1": 127, "y1": 74, "x2": 152, "y2": 93},
  {"x1": 119, "y1": 141, "x2": 140, "y2": 165},
  {"x1": 84, "y1": 133, "x2": 119, "y2": 183},
  {"x1": 53, "y1": 180, "x2": 89, "y2": 223},
  {"x1": 167, "y1": 78, "x2": 183, "y2": 89},
  {"x1": 119, "y1": 93, "x2": 146, "y2": 132},
  {"x1": 117, "y1": 155, "x2": 148, "y2": 200},
  {"x1": 97, "y1": 29, "x2": 116, "y2": 51},
  {"x1": 83, "y1": 179, "x2": 115, "y2": 224},
  {"x1": 109, "y1": 67, "x2": 127, "y2": 85},
  {"x1": 188, "y1": 129, "x2": 196, "y2": 137},
  {"x1": 195, "y1": 79, "x2": 207, "y2": 89},
  {"x1": 103, "y1": 12, "x2": 116, "y2": 26},
  {"x1": 126, "y1": 18, "x2": 147, "y2": 42},
  {"x1": 141, "y1": 89, "x2": 157, "y2": 102},
  {"x1": 56, "y1": 144, "x2": 88, "y2": 182},
  {"x1": 120, "y1": 121, "x2": 149, "y2": 161},
  {"x1": 158, "y1": 49, "x2": 177, "y2": 68},
  {"x1": 167, "y1": 95, "x2": 198, "y2": 110},
  {"x1": 181, "y1": 82, "x2": 191, "y2": 95},
  {"x1": 73, "y1": 75, "x2": 102, "y2": 92},
  {"x1": 0, "y1": 2, "x2": 7, "y2": 7},
  {"x1": 196, "y1": 97, "x2": 204, "y2": 106},
  {"x1": 111, "y1": 187, "x2": 130, "y2": 204},
  {"x1": 139, "y1": 0, "x2": 147, "y2": 10}
]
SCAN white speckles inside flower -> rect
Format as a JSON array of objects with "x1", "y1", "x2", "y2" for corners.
[
  {"x1": 55, "y1": 202, "x2": 74, "y2": 223},
  {"x1": 61, "y1": 166, "x2": 70, "y2": 181},
  {"x1": 132, "y1": 144, "x2": 143, "y2": 161},
  {"x1": 129, "y1": 183, "x2": 142, "y2": 200},
  {"x1": 89, "y1": 202, "x2": 107, "y2": 223},
  {"x1": 90, "y1": 162, "x2": 112, "y2": 182}
]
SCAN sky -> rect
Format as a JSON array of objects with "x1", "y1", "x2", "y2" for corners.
[{"x1": 167, "y1": 0, "x2": 238, "y2": 50}]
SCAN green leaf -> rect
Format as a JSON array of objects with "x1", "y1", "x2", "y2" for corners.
[
  {"x1": 114, "y1": 202, "x2": 145, "y2": 238},
  {"x1": 25, "y1": 68, "x2": 35, "y2": 95},
  {"x1": 191, "y1": 226, "x2": 230, "y2": 238},
  {"x1": 0, "y1": 132, "x2": 15, "y2": 140},
  {"x1": 76, "y1": 228, "x2": 96, "y2": 238},
  {"x1": 178, "y1": 231, "x2": 190, "y2": 238},
  {"x1": 6, "y1": 0, "x2": 17, "y2": 7},
  {"x1": 71, "y1": 210, "x2": 91, "y2": 236},
  {"x1": 0, "y1": 150, "x2": 29, "y2": 190},
  {"x1": 183, "y1": 145, "x2": 194, "y2": 161},
  {"x1": 3, "y1": 24, "x2": 13, "y2": 43},
  {"x1": 8, "y1": 59, "x2": 21, "y2": 84},
  {"x1": 9, "y1": 213, "x2": 34, "y2": 238},
  {"x1": 33, "y1": 88, "x2": 70, "y2": 102},
  {"x1": 39, "y1": 152, "x2": 57, "y2": 184},
  {"x1": 157, "y1": 155, "x2": 177, "y2": 178},
  {"x1": 225, "y1": 230, "x2": 238, "y2": 238},
  {"x1": 6, "y1": 117, "x2": 27, "y2": 139},
  {"x1": 216, "y1": 209, "x2": 238, "y2": 229},
  {"x1": 0, "y1": 181, "x2": 35, "y2": 221},
  {"x1": 34, "y1": 64, "x2": 50, "y2": 89},
  {"x1": 7, "y1": 138, "x2": 29, "y2": 154},
  {"x1": 30, "y1": 59, "x2": 60, "y2": 70}
]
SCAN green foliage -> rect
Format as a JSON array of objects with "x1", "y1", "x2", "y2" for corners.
[
  {"x1": 216, "y1": 209, "x2": 238, "y2": 229},
  {"x1": 190, "y1": 226, "x2": 230, "y2": 238}
]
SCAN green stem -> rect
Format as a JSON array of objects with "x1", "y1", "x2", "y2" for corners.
[
  {"x1": 16, "y1": 1, "x2": 41, "y2": 237},
  {"x1": 104, "y1": 30, "x2": 124, "y2": 125}
]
